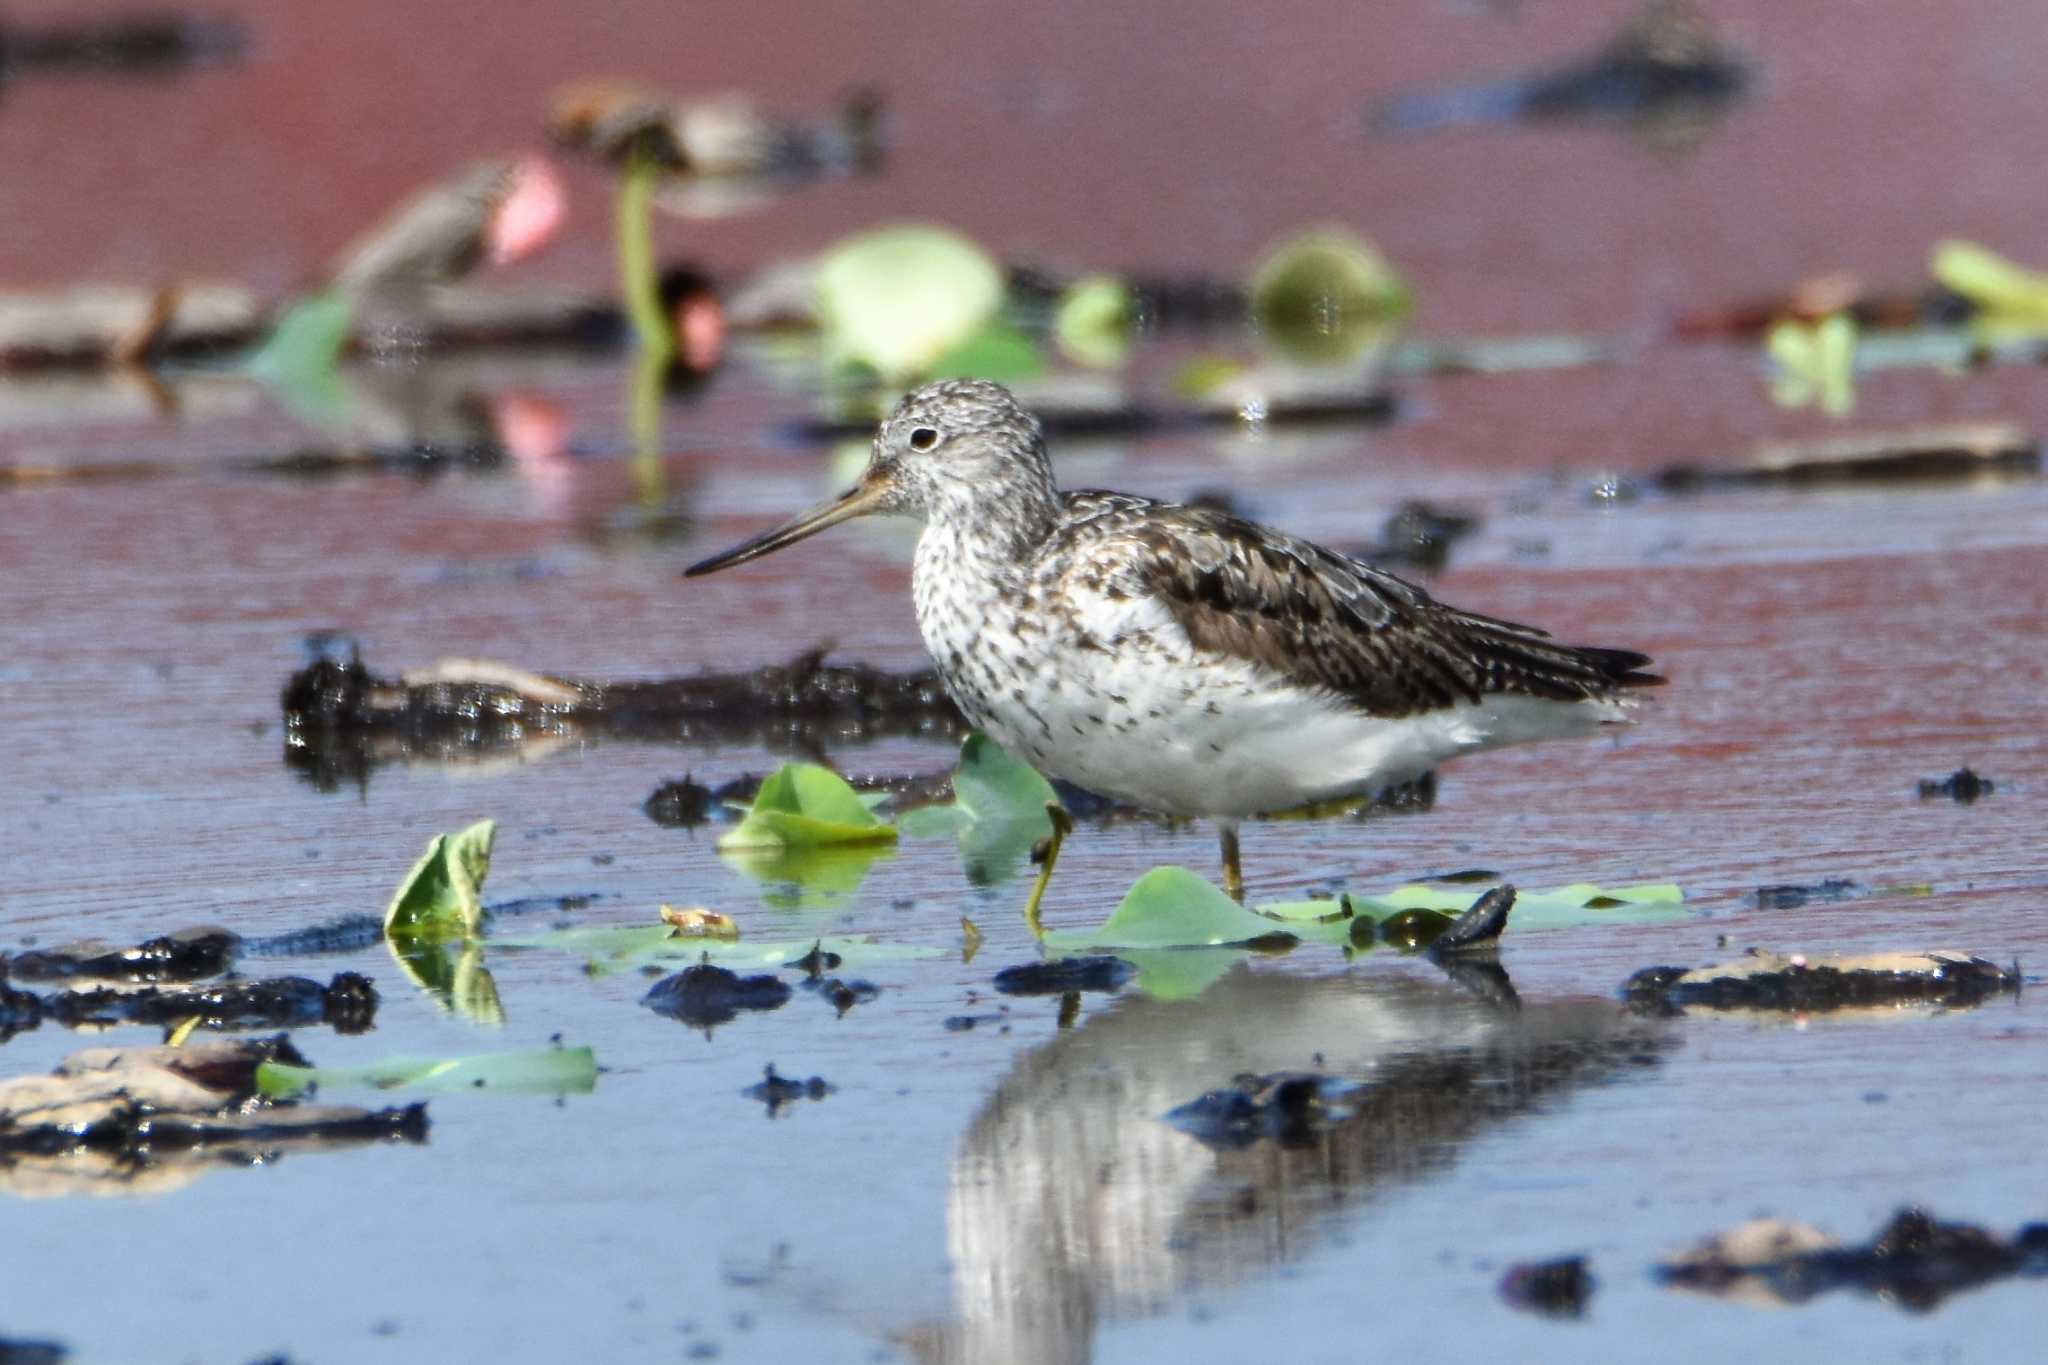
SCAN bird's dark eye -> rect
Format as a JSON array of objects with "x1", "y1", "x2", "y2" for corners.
[{"x1": 908, "y1": 427, "x2": 940, "y2": 451}]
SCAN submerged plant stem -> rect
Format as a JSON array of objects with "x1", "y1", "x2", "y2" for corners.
[
  {"x1": 1022, "y1": 802, "x2": 1074, "y2": 940},
  {"x1": 616, "y1": 144, "x2": 672, "y2": 367}
]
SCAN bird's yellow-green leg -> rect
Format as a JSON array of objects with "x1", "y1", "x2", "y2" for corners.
[
  {"x1": 1023, "y1": 802, "x2": 1075, "y2": 940},
  {"x1": 1219, "y1": 820, "x2": 1245, "y2": 902}
]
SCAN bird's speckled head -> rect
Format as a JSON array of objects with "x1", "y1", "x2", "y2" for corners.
[
  {"x1": 863, "y1": 379, "x2": 1054, "y2": 520},
  {"x1": 682, "y1": 379, "x2": 1060, "y2": 579}
]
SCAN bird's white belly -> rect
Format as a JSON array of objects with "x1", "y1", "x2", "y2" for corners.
[{"x1": 927, "y1": 584, "x2": 1627, "y2": 820}]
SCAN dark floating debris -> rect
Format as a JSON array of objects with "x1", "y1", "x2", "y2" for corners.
[
  {"x1": 1625, "y1": 949, "x2": 2020, "y2": 1015},
  {"x1": 992, "y1": 957, "x2": 1137, "y2": 997},
  {"x1": 0, "y1": 1335, "x2": 68, "y2": 1365},
  {"x1": 642, "y1": 963, "x2": 792, "y2": 1031},
  {"x1": 1499, "y1": 1255, "x2": 1596, "y2": 1320},
  {"x1": 1167, "y1": 1071, "x2": 1367, "y2": 1150},
  {"x1": 0, "y1": 1036, "x2": 427, "y2": 1197},
  {"x1": 281, "y1": 647, "x2": 966, "y2": 791},
  {"x1": 942, "y1": 1012, "x2": 1005, "y2": 1032},
  {"x1": 1753, "y1": 878, "x2": 1860, "y2": 910},
  {"x1": 1656, "y1": 423, "x2": 2039, "y2": 492},
  {"x1": 1347, "y1": 500, "x2": 1481, "y2": 574},
  {"x1": 1370, "y1": 0, "x2": 1753, "y2": 150},
  {"x1": 1918, "y1": 767, "x2": 1996, "y2": 803},
  {"x1": 797, "y1": 976, "x2": 879, "y2": 1017},
  {"x1": 742, "y1": 1064, "x2": 832, "y2": 1116},
  {"x1": 4, "y1": 927, "x2": 239, "y2": 985},
  {"x1": 1659, "y1": 1208, "x2": 2048, "y2": 1313},
  {"x1": 0, "y1": 11, "x2": 246, "y2": 83},
  {"x1": 1424, "y1": 885, "x2": 1515, "y2": 955},
  {"x1": 644, "y1": 776, "x2": 717, "y2": 828},
  {"x1": 42, "y1": 972, "x2": 377, "y2": 1036}
]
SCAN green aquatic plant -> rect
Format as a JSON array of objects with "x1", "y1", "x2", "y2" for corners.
[
  {"x1": 384, "y1": 819, "x2": 497, "y2": 941},
  {"x1": 1053, "y1": 274, "x2": 1134, "y2": 368},
  {"x1": 816, "y1": 223, "x2": 1005, "y2": 381},
  {"x1": 1249, "y1": 228, "x2": 1411, "y2": 365},
  {"x1": 717, "y1": 763, "x2": 899, "y2": 853},
  {"x1": 492, "y1": 924, "x2": 942, "y2": 976},
  {"x1": 256, "y1": 1045, "x2": 597, "y2": 1099},
  {"x1": 897, "y1": 733, "x2": 1060, "y2": 882},
  {"x1": 243, "y1": 290, "x2": 353, "y2": 423},
  {"x1": 1931, "y1": 239, "x2": 2048, "y2": 324},
  {"x1": 1766, "y1": 312, "x2": 1857, "y2": 415}
]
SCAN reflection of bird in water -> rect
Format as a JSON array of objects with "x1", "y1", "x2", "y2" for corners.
[
  {"x1": 686, "y1": 380, "x2": 1660, "y2": 896},
  {"x1": 549, "y1": 81, "x2": 885, "y2": 218},
  {"x1": 1372, "y1": 0, "x2": 1754, "y2": 151},
  {"x1": 892, "y1": 967, "x2": 1667, "y2": 1364}
]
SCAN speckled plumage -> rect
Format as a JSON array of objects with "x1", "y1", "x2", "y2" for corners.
[{"x1": 687, "y1": 379, "x2": 1662, "y2": 891}]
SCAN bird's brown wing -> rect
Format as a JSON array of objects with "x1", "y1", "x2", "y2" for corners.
[{"x1": 1068, "y1": 496, "x2": 1661, "y2": 718}]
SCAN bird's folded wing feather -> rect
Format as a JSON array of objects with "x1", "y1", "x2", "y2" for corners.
[{"x1": 1058, "y1": 495, "x2": 1660, "y2": 718}]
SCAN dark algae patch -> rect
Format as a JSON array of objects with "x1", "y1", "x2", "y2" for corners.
[
  {"x1": 1625, "y1": 949, "x2": 2019, "y2": 1014},
  {"x1": 39, "y1": 972, "x2": 377, "y2": 1036},
  {"x1": 1660, "y1": 1209, "x2": 2048, "y2": 1312}
]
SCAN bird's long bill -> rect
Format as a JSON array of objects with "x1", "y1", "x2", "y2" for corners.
[{"x1": 682, "y1": 472, "x2": 890, "y2": 577}]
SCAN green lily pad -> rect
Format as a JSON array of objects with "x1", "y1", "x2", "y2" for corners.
[
  {"x1": 1044, "y1": 866, "x2": 1299, "y2": 951},
  {"x1": 1104, "y1": 947, "x2": 1247, "y2": 1001},
  {"x1": 384, "y1": 819, "x2": 497, "y2": 941},
  {"x1": 1249, "y1": 228, "x2": 1410, "y2": 365},
  {"x1": 1054, "y1": 274, "x2": 1133, "y2": 369},
  {"x1": 256, "y1": 1045, "x2": 596, "y2": 1099},
  {"x1": 927, "y1": 318, "x2": 1044, "y2": 384},
  {"x1": 718, "y1": 764, "x2": 898, "y2": 853},
  {"x1": 816, "y1": 224, "x2": 1003, "y2": 381}
]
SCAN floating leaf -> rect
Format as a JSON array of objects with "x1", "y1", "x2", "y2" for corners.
[
  {"x1": 718, "y1": 763, "x2": 898, "y2": 852},
  {"x1": 1054, "y1": 274, "x2": 1133, "y2": 368},
  {"x1": 1258, "y1": 880, "x2": 1684, "y2": 935},
  {"x1": 384, "y1": 819, "x2": 497, "y2": 941},
  {"x1": 952, "y1": 734, "x2": 1060, "y2": 823},
  {"x1": 1931, "y1": 239, "x2": 2048, "y2": 323},
  {"x1": 896, "y1": 733, "x2": 1057, "y2": 884},
  {"x1": 243, "y1": 291, "x2": 353, "y2": 425},
  {"x1": 492, "y1": 924, "x2": 943, "y2": 976},
  {"x1": 816, "y1": 224, "x2": 1003, "y2": 381},
  {"x1": 927, "y1": 318, "x2": 1044, "y2": 384},
  {"x1": 1249, "y1": 228, "x2": 1410, "y2": 365},
  {"x1": 1044, "y1": 866, "x2": 1298, "y2": 951},
  {"x1": 255, "y1": 1045, "x2": 597, "y2": 1099}
]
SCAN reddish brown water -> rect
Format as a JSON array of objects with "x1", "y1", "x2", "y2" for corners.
[{"x1": 3, "y1": 3, "x2": 2047, "y2": 1362}]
